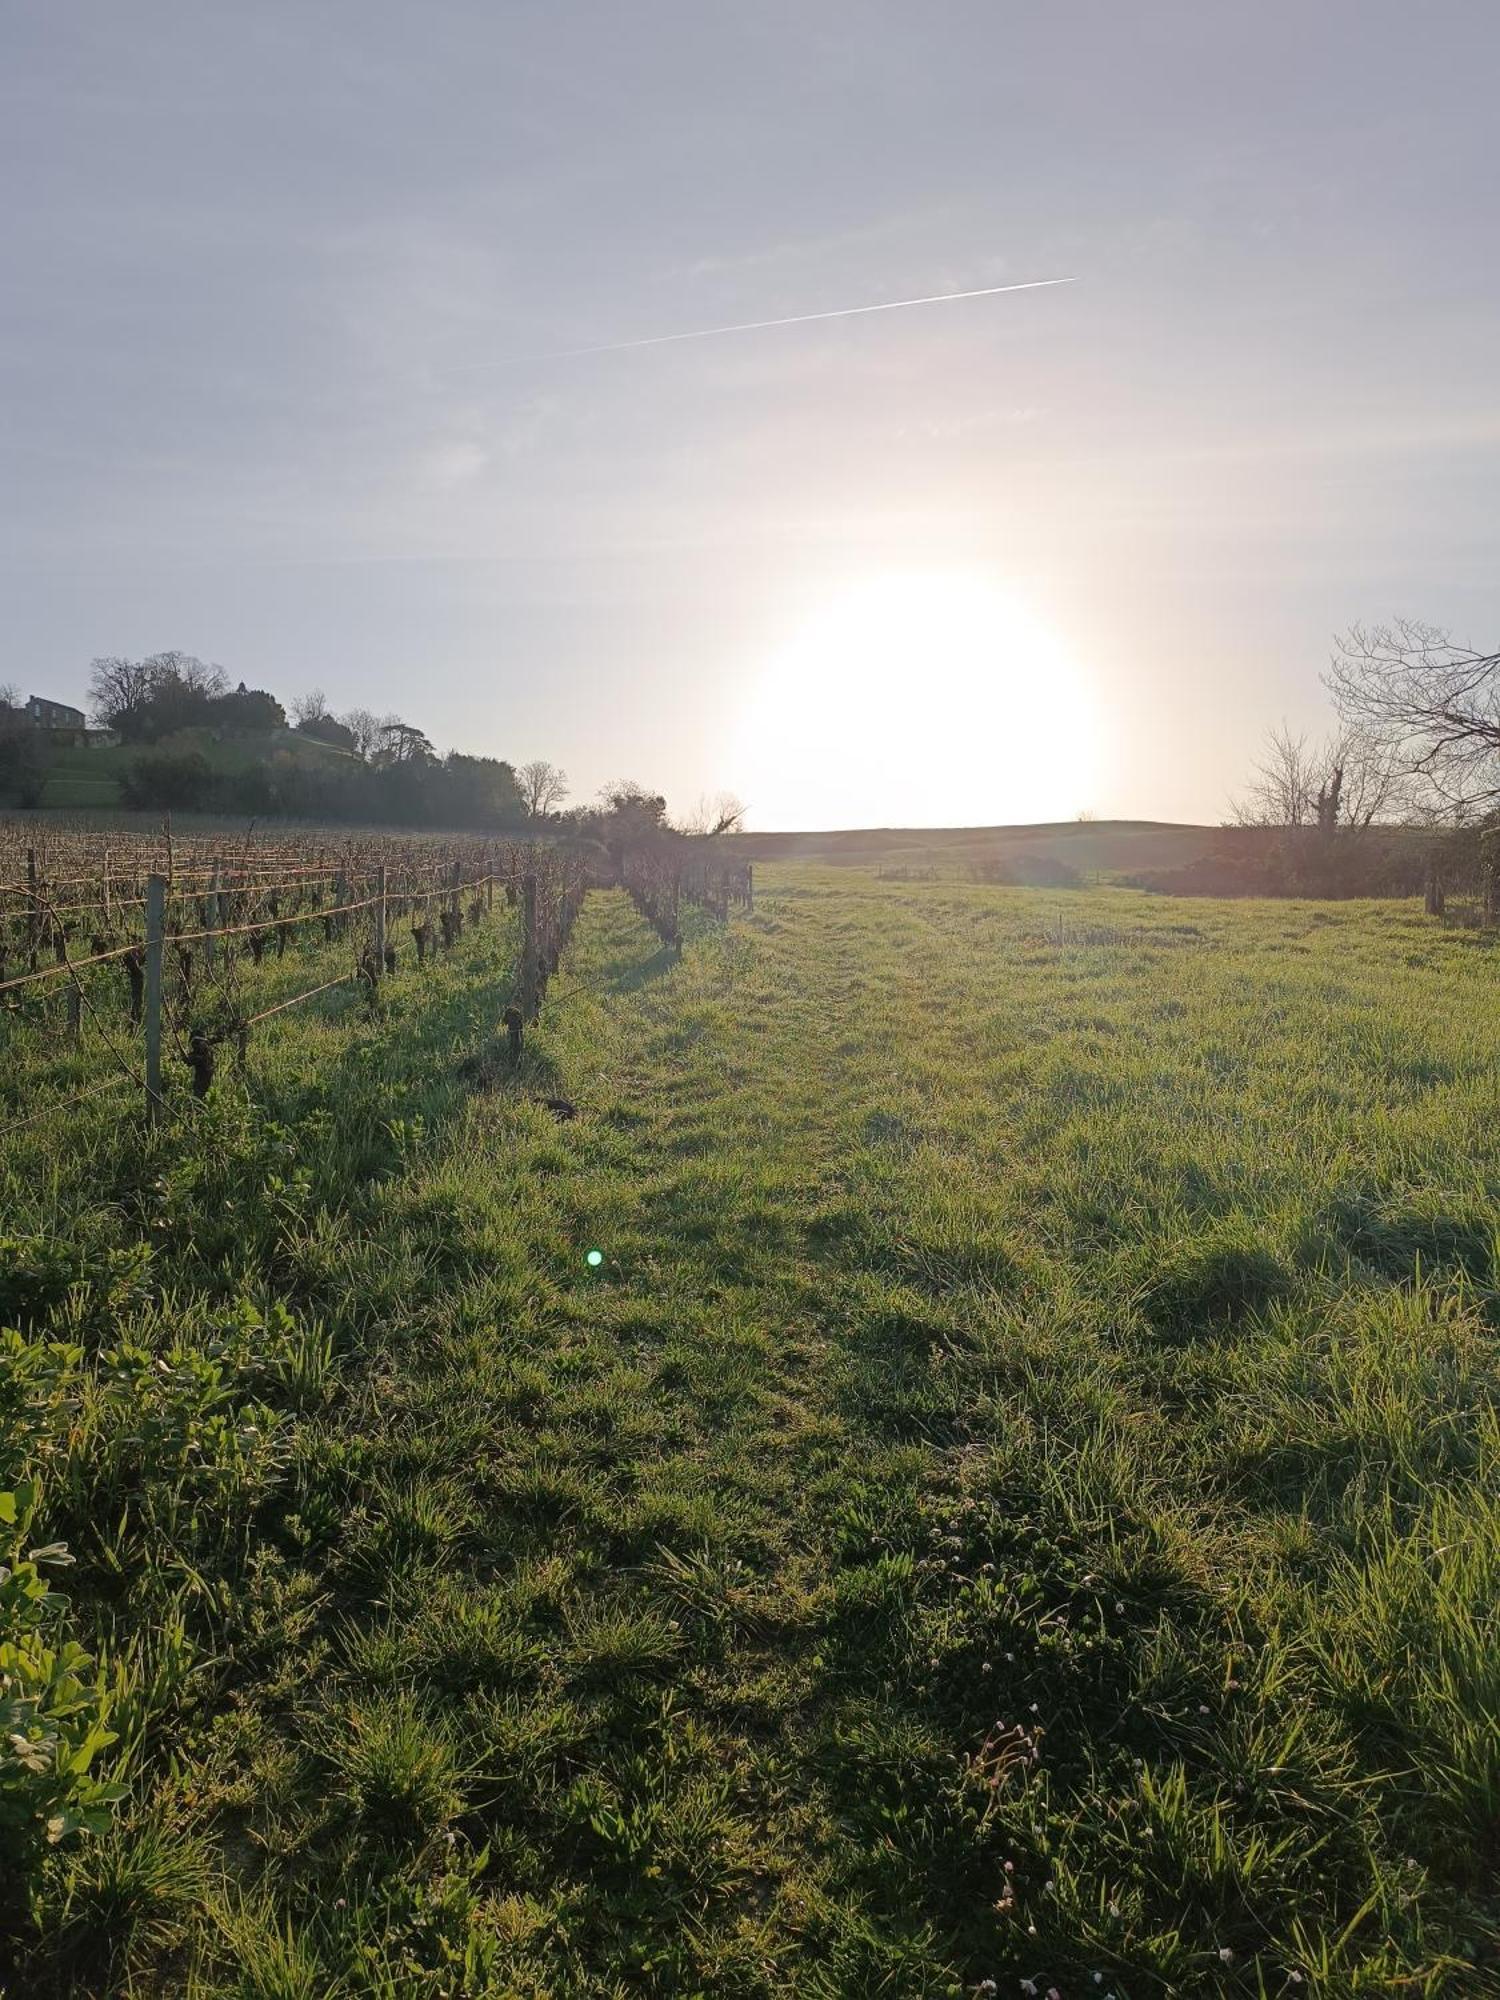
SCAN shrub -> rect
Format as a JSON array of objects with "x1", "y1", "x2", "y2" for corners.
[{"x1": 119, "y1": 747, "x2": 213, "y2": 811}]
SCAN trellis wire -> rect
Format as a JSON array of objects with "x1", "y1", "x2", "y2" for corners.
[{"x1": 1, "y1": 824, "x2": 748, "y2": 1133}]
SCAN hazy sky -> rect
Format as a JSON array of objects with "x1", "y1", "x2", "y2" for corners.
[{"x1": 4, "y1": 2, "x2": 1498, "y2": 827}]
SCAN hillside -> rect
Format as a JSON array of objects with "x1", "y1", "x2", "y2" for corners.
[
  {"x1": 33, "y1": 726, "x2": 359, "y2": 810},
  {"x1": 729, "y1": 817, "x2": 1224, "y2": 877}
]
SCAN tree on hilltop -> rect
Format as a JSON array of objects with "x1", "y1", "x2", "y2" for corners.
[{"x1": 518, "y1": 758, "x2": 569, "y2": 821}]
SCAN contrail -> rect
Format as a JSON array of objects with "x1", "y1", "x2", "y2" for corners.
[{"x1": 553, "y1": 275, "x2": 1077, "y2": 358}]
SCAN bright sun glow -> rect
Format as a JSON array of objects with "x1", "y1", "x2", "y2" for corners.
[{"x1": 736, "y1": 572, "x2": 1099, "y2": 829}]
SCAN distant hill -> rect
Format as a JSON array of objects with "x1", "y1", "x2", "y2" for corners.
[
  {"x1": 726, "y1": 818, "x2": 1444, "y2": 899},
  {"x1": 727, "y1": 819, "x2": 1224, "y2": 878}
]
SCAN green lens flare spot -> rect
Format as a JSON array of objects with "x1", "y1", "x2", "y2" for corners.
[{"x1": 585, "y1": 1248, "x2": 604, "y2": 1268}]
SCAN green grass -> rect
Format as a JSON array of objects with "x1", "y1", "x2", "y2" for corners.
[{"x1": 2, "y1": 869, "x2": 1498, "y2": 1995}]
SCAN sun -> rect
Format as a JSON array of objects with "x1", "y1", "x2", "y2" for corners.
[{"x1": 735, "y1": 571, "x2": 1099, "y2": 829}]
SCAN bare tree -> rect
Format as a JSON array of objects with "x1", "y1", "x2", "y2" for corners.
[
  {"x1": 292, "y1": 687, "x2": 330, "y2": 726},
  {"x1": 1233, "y1": 721, "x2": 1405, "y2": 835},
  {"x1": 88, "y1": 652, "x2": 228, "y2": 738},
  {"x1": 88, "y1": 655, "x2": 155, "y2": 732},
  {"x1": 677, "y1": 790, "x2": 747, "y2": 836},
  {"x1": 0, "y1": 682, "x2": 19, "y2": 711},
  {"x1": 1326, "y1": 618, "x2": 1500, "y2": 815},
  {"x1": 517, "y1": 758, "x2": 569, "y2": 821},
  {"x1": 1330, "y1": 729, "x2": 1410, "y2": 830},
  {"x1": 341, "y1": 708, "x2": 393, "y2": 761},
  {"x1": 1233, "y1": 723, "x2": 1318, "y2": 829}
]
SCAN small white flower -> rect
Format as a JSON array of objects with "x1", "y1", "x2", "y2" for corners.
[
  {"x1": 1219, "y1": 1947, "x2": 1233, "y2": 1962},
  {"x1": 1019, "y1": 1983, "x2": 1037, "y2": 1998},
  {"x1": 1114, "y1": 1601, "x2": 1125, "y2": 1614}
]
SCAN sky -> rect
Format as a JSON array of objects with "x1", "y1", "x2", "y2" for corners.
[{"x1": 3, "y1": 1, "x2": 1498, "y2": 828}]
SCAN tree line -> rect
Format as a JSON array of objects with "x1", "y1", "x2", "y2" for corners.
[{"x1": 2, "y1": 652, "x2": 743, "y2": 838}]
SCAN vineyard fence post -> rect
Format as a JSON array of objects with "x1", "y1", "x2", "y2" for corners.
[
  {"x1": 55, "y1": 925, "x2": 80, "y2": 1041},
  {"x1": 374, "y1": 864, "x2": 387, "y2": 981},
  {"x1": 206, "y1": 858, "x2": 221, "y2": 973},
  {"x1": 522, "y1": 872, "x2": 538, "y2": 1021},
  {"x1": 144, "y1": 872, "x2": 165, "y2": 1125}
]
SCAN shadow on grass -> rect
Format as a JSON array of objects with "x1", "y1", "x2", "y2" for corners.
[
  {"x1": 607, "y1": 941, "x2": 683, "y2": 994},
  {"x1": 238, "y1": 938, "x2": 556, "y2": 1164},
  {"x1": 603, "y1": 898, "x2": 728, "y2": 995},
  {"x1": 158, "y1": 888, "x2": 685, "y2": 1188}
]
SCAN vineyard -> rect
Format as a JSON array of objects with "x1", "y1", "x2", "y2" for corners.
[{"x1": 0, "y1": 821, "x2": 751, "y2": 1136}]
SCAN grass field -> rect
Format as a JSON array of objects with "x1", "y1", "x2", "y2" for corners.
[{"x1": 2, "y1": 868, "x2": 1497, "y2": 1995}]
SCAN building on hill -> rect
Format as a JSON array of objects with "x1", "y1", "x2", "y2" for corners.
[
  {"x1": 24, "y1": 695, "x2": 90, "y2": 746},
  {"x1": 26, "y1": 695, "x2": 86, "y2": 728}
]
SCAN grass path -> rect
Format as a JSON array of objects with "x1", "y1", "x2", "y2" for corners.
[{"x1": 2, "y1": 870, "x2": 1497, "y2": 1994}]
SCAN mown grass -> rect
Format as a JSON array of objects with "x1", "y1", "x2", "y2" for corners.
[{"x1": 2, "y1": 869, "x2": 1498, "y2": 1996}]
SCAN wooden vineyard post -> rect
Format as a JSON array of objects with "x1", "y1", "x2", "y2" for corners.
[
  {"x1": 521, "y1": 872, "x2": 539, "y2": 1021},
  {"x1": 374, "y1": 865, "x2": 387, "y2": 983},
  {"x1": 102, "y1": 848, "x2": 112, "y2": 925},
  {"x1": 205, "y1": 858, "x2": 221, "y2": 973},
  {"x1": 56, "y1": 925, "x2": 80, "y2": 1041},
  {"x1": 144, "y1": 872, "x2": 166, "y2": 1125},
  {"x1": 25, "y1": 847, "x2": 38, "y2": 964},
  {"x1": 746, "y1": 863, "x2": 754, "y2": 912}
]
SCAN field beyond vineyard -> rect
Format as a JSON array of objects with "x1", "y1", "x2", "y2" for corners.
[{"x1": 3, "y1": 866, "x2": 1498, "y2": 1996}]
